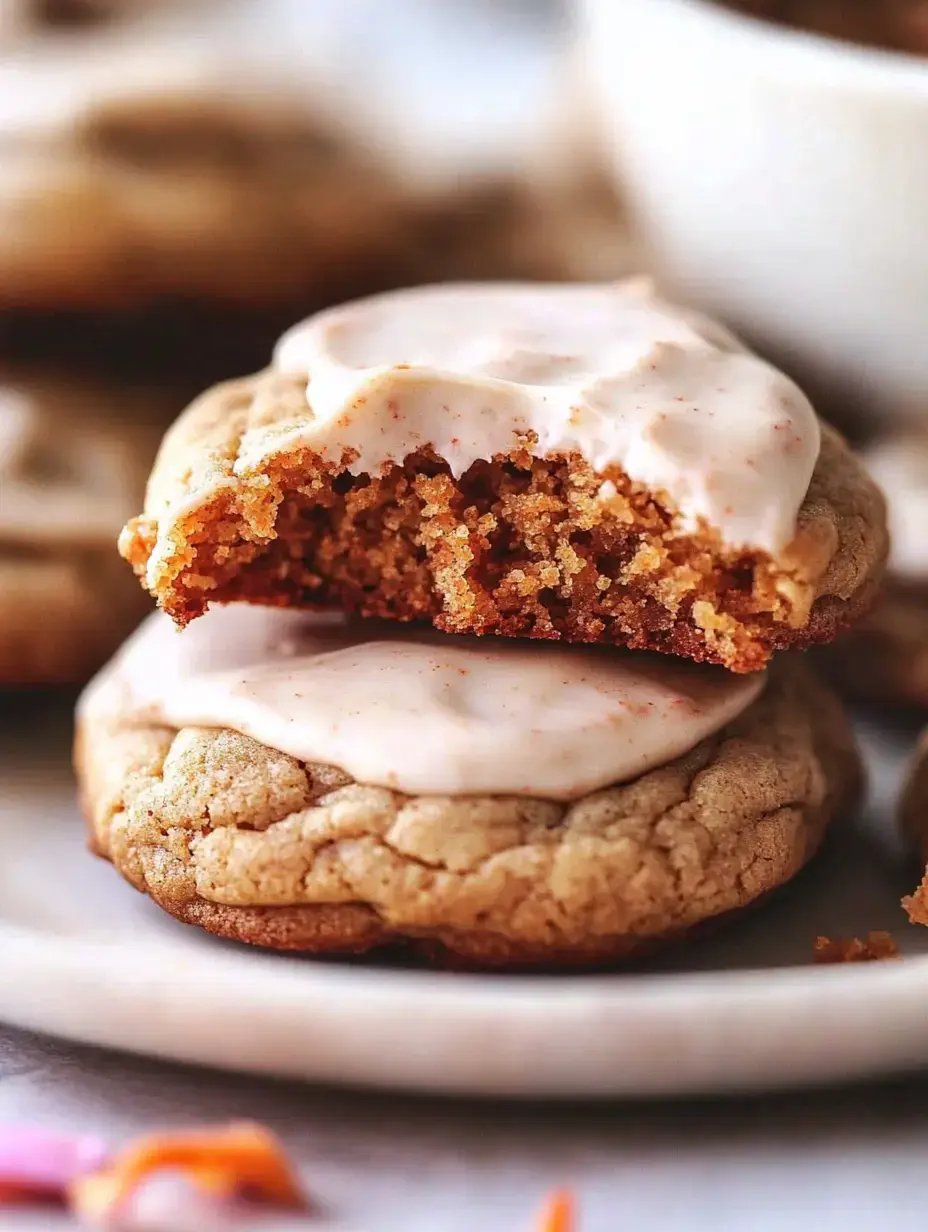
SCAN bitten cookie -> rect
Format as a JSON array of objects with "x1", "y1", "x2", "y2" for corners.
[
  {"x1": 0, "y1": 371, "x2": 167, "y2": 685},
  {"x1": 120, "y1": 281, "x2": 887, "y2": 673},
  {"x1": 76, "y1": 599, "x2": 862, "y2": 968},
  {"x1": 823, "y1": 433, "x2": 928, "y2": 706}
]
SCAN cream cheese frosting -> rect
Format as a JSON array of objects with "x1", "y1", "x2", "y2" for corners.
[
  {"x1": 862, "y1": 434, "x2": 928, "y2": 581},
  {"x1": 80, "y1": 604, "x2": 765, "y2": 801},
  {"x1": 268, "y1": 280, "x2": 821, "y2": 557}
]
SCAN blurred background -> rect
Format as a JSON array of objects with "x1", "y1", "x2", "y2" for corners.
[{"x1": 4, "y1": 0, "x2": 928, "y2": 689}]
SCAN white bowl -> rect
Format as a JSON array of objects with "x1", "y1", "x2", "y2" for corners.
[{"x1": 578, "y1": 0, "x2": 928, "y2": 422}]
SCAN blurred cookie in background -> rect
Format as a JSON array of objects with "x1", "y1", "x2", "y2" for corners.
[
  {"x1": 0, "y1": 58, "x2": 428, "y2": 311},
  {"x1": 0, "y1": 370, "x2": 172, "y2": 685},
  {"x1": 716, "y1": 1, "x2": 928, "y2": 56},
  {"x1": 0, "y1": 0, "x2": 631, "y2": 316},
  {"x1": 822, "y1": 433, "x2": 928, "y2": 707},
  {"x1": 900, "y1": 724, "x2": 928, "y2": 927}
]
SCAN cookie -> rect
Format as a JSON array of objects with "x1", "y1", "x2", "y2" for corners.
[
  {"x1": 821, "y1": 583, "x2": 928, "y2": 707},
  {"x1": 0, "y1": 1, "x2": 415, "y2": 308},
  {"x1": 120, "y1": 282, "x2": 887, "y2": 673},
  {"x1": 822, "y1": 433, "x2": 928, "y2": 705},
  {"x1": 76, "y1": 648, "x2": 858, "y2": 968},
  {"x1": 0, "y1": 106, "x2": 629, "y2": 313},
  {"x1": 718, "y1": 0, "x2": 928, "y2": 56},
  {"x1": 0, "y1": 2, "x2": 630, "y2": 310},
  {"x1": 0, "y1": 96, "x2": 419, "y2": 312},
  {"x1": 0, "y1": 371, "x2": 166, "y2": 685}
]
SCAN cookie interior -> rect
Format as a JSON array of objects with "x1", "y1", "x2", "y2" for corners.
[{"x1": 122, "y1": 378, "x2": 886, "y2": 673}]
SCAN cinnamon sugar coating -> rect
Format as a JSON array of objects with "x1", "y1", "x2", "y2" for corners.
[
  {"x1": 76, "y1": 660, "x2": 860, "y2": 968},
  {"x1": 121, "y1": 371, "x2": 887, "y2": 672}
]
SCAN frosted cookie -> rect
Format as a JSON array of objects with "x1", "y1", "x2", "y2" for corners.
[
  {"x1": 120, "y1": 281, "x2": 887, "y2": 673},
  {"x1": 0, "y1": 372, "x2": 165, "y2": 685},
  {"x1": 76, "y1": 605, "x2": 861, "y2": 967},
  {"x1": 822, "y1": 433, "x2": 928, "y2": 706},
  {"x1": 0, "y1": 0, "x2": 627, "y2": 310}
]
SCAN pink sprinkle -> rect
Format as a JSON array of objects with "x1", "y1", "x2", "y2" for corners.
[{"x1": 0, "y1": 1127, "x2": 109, "y2": 1199}]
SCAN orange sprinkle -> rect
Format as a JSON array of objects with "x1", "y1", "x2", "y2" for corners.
[
  {"x1": 537, "y1": 1188, "x2": 575, "y2": 1232},
  {"x1": 68, "y1": 1122, "x2": 306, "y2": 1223}
]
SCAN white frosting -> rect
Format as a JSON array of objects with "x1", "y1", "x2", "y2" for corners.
[
  {"x1": 862, "y1": 434, "x2": 928, "y2": 581},
  {"x1": 80, "y1": 606, "x2": 765, "y2": 801},
  {"x1": 270, "y1": 281, "x2": 821, "y2": 556}
]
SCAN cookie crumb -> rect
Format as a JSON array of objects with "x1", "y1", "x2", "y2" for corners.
[
  {"x1": 813, "y1": 932, "x2": 900, "y2": 963},
  {"x1": 902, "y1": 873, "x2": 928, "y2": 925}
]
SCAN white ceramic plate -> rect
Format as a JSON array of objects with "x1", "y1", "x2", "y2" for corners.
[{"x1": 2, "y1": 694, "x2": 928, "y2": 1099}]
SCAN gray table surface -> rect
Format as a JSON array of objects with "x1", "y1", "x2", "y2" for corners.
[{"x1": 2, "y1": 1022, "x2": 928, "y2": 1231}]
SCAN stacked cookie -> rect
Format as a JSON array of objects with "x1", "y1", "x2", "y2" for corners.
[{"x1": 76, "y1": 280, "x2": 888, "y2": 967}]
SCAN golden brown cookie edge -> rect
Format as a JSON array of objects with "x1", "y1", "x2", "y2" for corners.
[{"x1": 74, "y1": 659, "x2": 862, "y2": 968}]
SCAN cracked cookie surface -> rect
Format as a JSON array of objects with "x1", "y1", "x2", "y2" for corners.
[{"x1": 76, "y1": 659, "x2": 861, "y2": 967}]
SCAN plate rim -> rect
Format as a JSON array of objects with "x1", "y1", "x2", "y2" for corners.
[{"x1": 3, "y1": 915, "x2": 927, "y2": 1099}]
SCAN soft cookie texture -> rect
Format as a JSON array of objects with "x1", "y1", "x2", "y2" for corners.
[
  {"x1": 120, "y1": 369, "x2": 887, "y2": 673},
  {"x1": 76, "y1": 661, "x2": 861, "y2": 967},
  {"x1": 0, "y1": 372, "x2": 166, "y2": 685}
]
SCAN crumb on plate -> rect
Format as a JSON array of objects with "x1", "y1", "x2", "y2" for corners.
[{"x1": 813, "y1": 931, "x2": 900, "y2": 963}]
